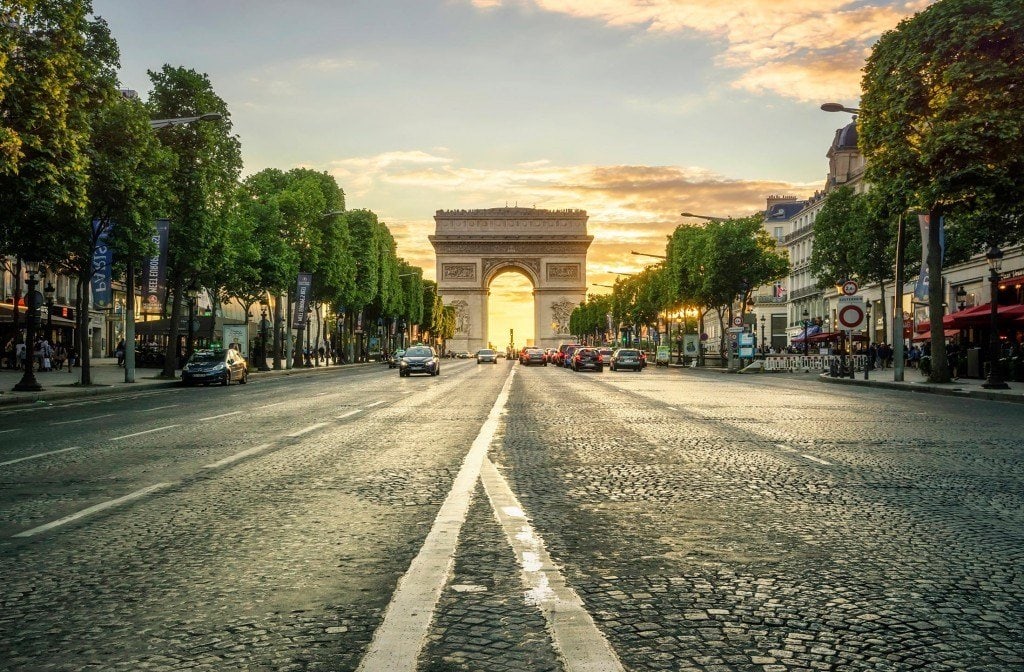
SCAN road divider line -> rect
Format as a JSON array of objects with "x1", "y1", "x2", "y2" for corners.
[
  {"x1": 336, "y1": 410, "x2": 362, "y2": 420},
  {"x1": 0, "y1": 446, "x2": 80, "y2": 467},
  {"x1": 12, "y1": 483, "x2": 173, "y2": 538},
  {"x1": 202, "y1": 443, "x2": 274, "y2": 469},
  {"x1": 481, "y1": 457, "x2": 625, "y2": 672},
  {"x1": 365, "y1": 400, "x2": 386, "y2": 408},
  {"x1": 259, "y1": 401, "x2": 286, "y2": 410},
  {"x1": 666, "y1": 406, "x2": 678, "y2": 411},
  {"x1": 52, "y1": 413, "x2": 114, "y2": 426},
  {"x1": 111, "y1": 425, "x2": 179, "y2": 441},
  {"x1": 287, "y1": 422, "x2": 328, "y2": 438},
  {"x1": 141, "y1": 404, "x2": 179, "y2": 412},
  {"x1": 0, "y1": 428, "x2": 18, "y2": 434},
  {"x1": 198, "y1": 411, "x2": 243, "y2": 421},
  {"x1": 775, "y1": 443, "x2": 798, "y2": 453},
  {"x1": 357, "y1": 366, "x2": 517, "y2": 672},
  {"x1": 801, "y1": 454, "x2": 832, "y2": 465}
]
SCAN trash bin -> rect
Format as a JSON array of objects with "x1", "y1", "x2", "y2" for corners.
[{"x1": 967, "y1": 347, "x2": 981, "y2": 378}]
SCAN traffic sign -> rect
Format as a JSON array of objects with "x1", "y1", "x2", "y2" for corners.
[
  {"x1": 840, "y1": 279, "x2": 859, "y2": 296},
  {"x1": 732, "y1": 316, "x2": 743, "y2": 327},
  {"x1": 837, "y1": 296, "x2": 865, "y2": 330}
]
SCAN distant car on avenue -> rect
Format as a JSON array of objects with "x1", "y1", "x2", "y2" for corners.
[
  {"x1": 476, "y1": 349, "x2": 498, "y2": 364},
  {"x1": 388, "y1": 349, "x2": 405, "y2": 368},
  {"x1": 610, "y1": 348, "x2": 643, "y2": 371},
  {"x1": 399, "y1": 346, "x2": 440, "y2": 377},
  {"x1": 519, "y1": 348, "x2": 546, "y2": 366},
  {"x1": 571, "y1": 347, "x2": 604, "y2": 372},
  {"x1": 181, "y1": 348, "x2": 248, "y2": 386}
]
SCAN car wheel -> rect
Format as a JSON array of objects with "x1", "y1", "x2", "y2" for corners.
[
  {"x1": 240, "y1": 370, "x2": 247, "y2": 384},
  {"x1": 222, "y1": 372, "x2": 230, "y2": 386},
  {"x1": 597, "y1": 366, "x2": 604, "y2": 373}
]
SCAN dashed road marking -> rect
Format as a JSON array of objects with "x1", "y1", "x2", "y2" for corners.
[
  {"x1": 287, "y1": 422, "x2": 328, "y2": 438},
  {"x1": 775, "y1": 443, "x2": 798, "y2": 453},
  {"x1": 259, "y1": 401, "x2": 286, "y2": 410},
  {"x1": 110, "y1": 425, "x2": 179, "y2": 441},
  {"x1": 12, "y1": 483, "x2": 173, "y2": 538},
  {"x1": 482, "y1": 457, "x2": 624, "y2": 672},
  {"x1": 357, "y1": 367, "x2": 517, "y2": 672},
  {"x1": 198, "y1": 411, "x2": 243, "y2": 421},
  {"x1": 336, "y1": 410, "x2": 362, "y2": 420},
  {"x1": 365, "y1": 400, "x2": 386, "y2": 408},
  {"x1": 202, "y1": 443, "x2": 274, "y2": 469},
  {"x1": 52, "y1": 413, "x2": 114, "y2": 426},
  {"x1": 666, "y1": 406, "x2": 678, "y2": 411},
  {"x1": 141, "y1": 404, "x2": 179, "y2": 412},
  {"x1": 0, "y1": 446, "x2": 80, "y2": 467},
  {"x1": 801, "y1": 454, "x2": 832, "y2": 465},
  {"x1": 0, "y1": 428, "x2": 18, "y2": 434}
]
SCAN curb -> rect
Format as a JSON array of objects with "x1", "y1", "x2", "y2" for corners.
[
  {"x1": 818, "y1": 372, "x2": 1024, "y2": 405},
  {"x1": 0, "y1": 361, "x2": 377, "y2": 407}
]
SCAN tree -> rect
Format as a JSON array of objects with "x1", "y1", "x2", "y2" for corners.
[
  {"x1": 860, "y1": 0, "x2": 1024, "y2": 382},
  {"x1": 147, "y1": 65, "x2": 242, "y2": 377}
]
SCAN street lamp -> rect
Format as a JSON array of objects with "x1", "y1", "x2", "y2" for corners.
[
  {"x1": 305, "y1": 305, "x2": 314, "y2": 367},
  {"x1": 186, "y1": 282, "x2": 199, "y2": 364},
  {"x1": 43, "y1": 279, "x2": 55, "y2": 343},
  {"x1": 680, "y1": 212, "x2": 728, "y2": 222},
  {"x1": 760, "y1": 315, "x2": 767, "y2": 359},
  {"x1": 819, "y1": 102, "x2": 861, "y2": 114},
  {"x1": 982, "y1": 244, "x2": 1009, "y2": 389},
  {"x1": 258, "y1": 307, "x2": 271, "y2": 371},
  {"x1": 630, "y1": 251, "x2": 667, "y2": 260},
  {"x1": 802, "y1": 309, "x2": 810, "y2": 356},
  {"x1": 13, "y1": 269, "x2": 43, "y2": 392},
  {"x1": 148, "y1": 113, "x2": 222, "y2": 129}
]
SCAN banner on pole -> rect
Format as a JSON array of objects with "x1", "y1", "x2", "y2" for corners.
[
  {"x1": 293, "y1": 272, "x2": 313, "y2": 327},
  {"x1": 142, "y1": 219, "x2": 169, "y2": 314},
  {"x1": 91, "y1": 220, "x2": 113, "y2": 310},
  {"x1": 914, "y1": 214, "x2": 945, "y2": 300}
]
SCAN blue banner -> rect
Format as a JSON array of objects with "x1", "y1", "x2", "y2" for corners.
[
  {"x1": 91, "y1": 220, "x2": 113, "y2": 310},
  {"x1": 914, "y1": 214, "x2": 945, "y2": 300},
  {"x1": 142, "y1": 219, "x2": 169, "y2": 314}
]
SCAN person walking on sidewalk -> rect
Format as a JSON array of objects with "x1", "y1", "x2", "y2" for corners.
[{"x1": 115, "y1": 339, "x2": 125, "y2": 367}]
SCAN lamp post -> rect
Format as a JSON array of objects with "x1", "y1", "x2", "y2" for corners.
[
  {"x1": 760, "y1": 315, "x2": 766, "y2": 359},
  {"x1": 802, "y1": 309, "x2": 810, "y2": 357},
  {"x1": 305, "y1": 306, "x2": 313, "y2": 367},
  {"x1": 13, "y1": 269, "x2": 43, "y2": 392},
  {"x1": 43, "y1": 279, "x2": 55, "y2": 343},
  {"x1": 148, "y1": 113, "x2": 222, "y2": 129},
  {"x1": 982, "y1": 244, "x2": 1009, "y2": 389},
  {"x1": 680, "y1": 212, "x2": 728, "y2": 222},
  {"x1": 258, "y1": 307, "x2": 271, "y2": 371},
  {"x1": 185, "y1": 283, "x2": 198, "y2": 365}
]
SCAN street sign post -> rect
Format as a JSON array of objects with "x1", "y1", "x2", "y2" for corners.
[{"x1": 837, "y1": 296, "x2": 865, "y2": 331}]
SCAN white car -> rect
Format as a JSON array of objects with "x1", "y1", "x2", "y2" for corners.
[{"x1": 476, "y1": 348, "x2": 498, "y2": 364}]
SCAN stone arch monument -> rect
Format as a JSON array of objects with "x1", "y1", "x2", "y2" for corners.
[{"x1": 429, "y1": 207, "x2": 592, "y2": 353}]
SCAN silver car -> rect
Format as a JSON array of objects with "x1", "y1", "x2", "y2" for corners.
[{"x1": 476, "y1": 348, "x2": 498, "y2": 364}]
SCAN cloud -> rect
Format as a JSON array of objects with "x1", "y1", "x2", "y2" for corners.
[
  {"x1": 467, "y1": 0, "x2": 933, "y2": 101},
  {"x1": 322, "y1": 150, "x2": 817, "y2": 288}
]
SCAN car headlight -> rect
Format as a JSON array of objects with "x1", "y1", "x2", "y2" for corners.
[{"x1": 400, "y1": 360, "x2": 408, "y2": 367}]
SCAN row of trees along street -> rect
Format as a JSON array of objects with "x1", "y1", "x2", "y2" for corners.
[
  {"x1": 575, "y1": 0, "x2": 1023, "y2": 381},
  {"x1": 0, "y1": 1, "x2": 450, "y2": 386},
  {"x1": 571, "y1": 216, "x2": 789, "y2": 363}
]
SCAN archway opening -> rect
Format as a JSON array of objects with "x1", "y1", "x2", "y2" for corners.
[{"x1": 488, "y1": 271, "x2": 534, "y2": 351}]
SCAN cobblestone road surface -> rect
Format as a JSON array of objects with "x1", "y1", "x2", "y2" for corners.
[{"x1": 1, "y1": 361, "x2": 1021, "y2": 671}]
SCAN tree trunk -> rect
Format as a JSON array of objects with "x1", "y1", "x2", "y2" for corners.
[
  {"x1": 717, "y1": 307, "x2": 727, "y2": 365},
  {"x1": 124, "y1": 257, "x2": 136, "y2": 383},
  {"x1": 77, "y1": 268, "x2": 92, "y2": 385},
  {"x1": 926, "y1": 207, "x2": 949, "y2": 383},
  {"x1": 161, "y1": 276, "x2": 183, "y2": 378},
  {"x1": 11, "y1": 258, "x2": 21, "y2": 337},
  {"x1": 285, "y1": 288, "x2": 294, "y2": 369},
  {"x1": 314, "y1": 304, "x2": 323, "y2": 365},
  {"x1": 878, "y1": 280, "x2": 888, "y2": 347}
]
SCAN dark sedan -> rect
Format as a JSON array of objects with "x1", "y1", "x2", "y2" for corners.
[
  {"x1": 610, "y1": 348, "x2": 643, "y2": 371},
  {"x1": 181, "y1": 348, "x2": 248, "y2": 386},
  {"x1": 571, "y1": 347, "x2": 604, "y2": 372},
  {"x1": 399, "y1": 346, "x2": 440, "y2": 377}
]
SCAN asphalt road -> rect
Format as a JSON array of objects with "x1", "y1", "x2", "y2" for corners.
[{"x1": 0, "y1": 360, "x2": 1021, "y2": 671}]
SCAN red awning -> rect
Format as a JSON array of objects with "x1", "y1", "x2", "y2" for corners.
[
  {"x1": 912, "y1": 328, "x2": 960, "y2": 342},
  {"x1": 948, "y1": 303, "x2": 1024, "y2": 329}
]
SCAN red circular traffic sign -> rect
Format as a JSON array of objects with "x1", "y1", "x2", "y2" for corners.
[
  {"x1": 841, "y1": 280, "x2": 859, "y2": 296},
  {"x1": 838, "y1": 304, "x2": 865, "y2": 329}
]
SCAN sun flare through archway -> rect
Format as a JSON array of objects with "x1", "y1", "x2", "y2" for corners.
[{"x1": 488, "y1": 272, "x2": 534, "y2": 351}]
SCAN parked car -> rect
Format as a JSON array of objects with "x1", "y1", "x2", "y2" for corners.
[
  {"x1": 571, "y1": 347, "x2": 604, "y2": 372},
  {"x1": 519, "y1": 347, "x2": 546, "y2": 366},
  {"x1": 561, "y1": 344, "x2": 583, "y2": 367},
  {"x1": 610, "y1": 348, "x2": 643, "y2": 371},
  {"x1": 388, "y1": 349, "x2": 405, "y2": 368},
  {"x1": 476, "y1": 348, "x2": 498, "y2": 364},
  {"x1": 399, "y1": 345, "x2": 440, "y2": 377},
  {"x1": 456, "y1": 351, "x2": 471, "y2": 359},
  {"x1": 181, "y1": 348, "x2": 248, "y2": 386}
]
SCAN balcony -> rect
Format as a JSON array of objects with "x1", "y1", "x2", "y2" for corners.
[
  {"x1": 783, "y1": 225, "x2": 814, "y2": 244},
  {"x1": 754, "y1": 294, "x2": 786, "y2": 305},
  {"x1": 789, "y1": 286, "x2": 821, "y2": 301}
]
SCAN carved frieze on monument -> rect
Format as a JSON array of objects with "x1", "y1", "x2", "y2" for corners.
[
  {"x1": 549, "y1": 300, "x2": 575, "y2": 335},
  {"x1": 546, "y1": 263, "x2": 580, "y2": 281},
  {"x1": 450, "y1": 299, "x2": 471, "y2": 335},
  {"x1": 441, "y1": 263, "x2": 477, "y2": 281},
  {"x1": 482, "y1": 258, "x2": 541, "y2": 281}
]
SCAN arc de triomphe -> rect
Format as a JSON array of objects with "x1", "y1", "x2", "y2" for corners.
[{"x1": 429, "y1": 207, "x2": 593, "y2": 353}]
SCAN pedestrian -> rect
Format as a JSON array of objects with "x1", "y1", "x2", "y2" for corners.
[
  {"x1": 52, "y1": 342, "x2": 66, "y2": 372},
  {"x1": 67, "y1": 346, "x2": 78, "y2": 370},
  {"x1": 115, "y1": 339, "x2": 125, "y2": 367}
]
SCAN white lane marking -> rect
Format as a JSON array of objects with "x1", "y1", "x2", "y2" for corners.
[
  {"x1": 142, "y1": 404, "x2": 179, "y2": 412},
  {"x1": 12, "y1": 483, "x2": 172, "y2": 538},
  {"x1": 52, "y1": 413, "x2": 114, "y2": 426},
  {"x1": 110, "y1": 425, "x2": 179, "y2": 441},
  {"x1": 202, "y1": 443, "x2": 273, "y2": 469},
  {"x1": 336, "y1": 410, "x2": 363, "y2": 420},
  {"x1": 666, "y1": 406, "x2": 678, "y2": 411},
  {"x1": 801, "y1": 454, "x2": 832, "y2": 465},
  {"x1": 357, "y1": 367, "x2": 517, "y2": 672},
  {"x1": 314, "y1": 391, "x2": 330, "y2": 397},
  {"x1": 775, "y1": 443, "x2": 798, "y2": 453},
  {"x1": 287, "y1": 422, "x2": 328, "y2": 438},
  {"x1": 0, "y1": 429, "x2": 18, "y2": 434},
  {"x1": 0, "y1": 446, "x2": 80, "y2": 467},
  {"x1": 403, "y1": 390, "x2": 414, "y2": 395},
  {"x1": 482, "y1": 458, "x2": 625, "y2": 672},
  {"x1": 260, "y1": 401, "x2": 286, "y2": 410},
  {"x1": 198, "y1": 411, "x2": 242, "y2": 421},
  {"x1": 365, "y1": 400, "x2": 386, "y2": 408}
]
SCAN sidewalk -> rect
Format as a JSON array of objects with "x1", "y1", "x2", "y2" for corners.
[
  {"x1": 0, "y1": 357, "x2": 372, "y2": 407},
  {"x1": 818, "y1": 366, "x2": 1024, "y2": 404}
]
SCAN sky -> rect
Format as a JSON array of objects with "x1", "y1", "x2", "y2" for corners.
[{"x1": 92, "y1": 0, "x2": 932, "y2": 346}]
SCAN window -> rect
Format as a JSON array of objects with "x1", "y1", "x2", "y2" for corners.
[{"x1": 774, "y1": 226, "x2": 783, "y2": 241}]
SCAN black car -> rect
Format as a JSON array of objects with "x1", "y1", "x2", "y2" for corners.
[
  {"x1": 610, "y1": 348, "x2": 643, "y2": 371},
  {"x1": 571, "y1": 347, "x2": 604, "y2": 372},
  {"x1": 181, "y1": 348, "x2": 248, "y2": 386},
  {"x1": 399, "y1": 346, "x2": 440, "y2": 377},
  {"x1": 388, "y1": 349, "x2": 405, "y2": 368}
]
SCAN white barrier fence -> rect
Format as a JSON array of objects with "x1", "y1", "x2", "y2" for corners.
[{"x1": 764, "y1": 354, "x2": 868, "y2": 372}]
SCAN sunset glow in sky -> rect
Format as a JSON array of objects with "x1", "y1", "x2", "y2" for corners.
[{"x1": 94, "y1": 0, "x2": 932, "y2": 343}]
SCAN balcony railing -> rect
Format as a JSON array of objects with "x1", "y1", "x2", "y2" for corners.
[
  {"x1": 783, "y1": 225, "x2": 814, "y2": 244},
  {"x1": 789, "y1": 286, "x2": 821, "y2": 300},
  {"x1": 754, "y1": 294, "x2": 786, "y2": 304}
]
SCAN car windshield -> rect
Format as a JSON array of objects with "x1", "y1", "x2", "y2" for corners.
[
  {"x1": 189, "y1": 350, "x2": 224, "y2": 364},
  {"x1": 479, "y1": 349, "x2": 494, "y2": 355},
  {"x1": 617, "y1": 349, "x2": 639, "y2": 356},
  {"x1": 405, "y1": 347, "x2": 433, "y2": 357}
]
